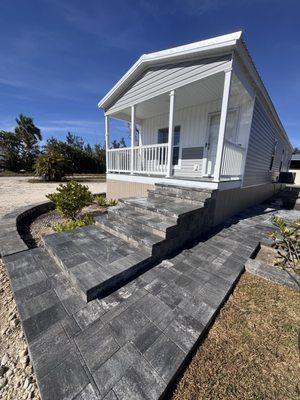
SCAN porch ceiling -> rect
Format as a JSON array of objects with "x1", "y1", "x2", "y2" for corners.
[
  {"x1": 112, "y1": 72, "x2": 225, "y2": 121},
  {"x1": 110, "y1": 72, "x2": 245, "y2": 123}
]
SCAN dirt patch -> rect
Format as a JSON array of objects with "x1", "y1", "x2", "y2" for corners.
[
  {"x1": 28, "y1": 203, "x2": 107, "y2": 246},
  {"x1": 255, "y1": 244, "x2": 277, "y2": 265},
  {"x1": 0, "y1": 259, "x2": 40, "y2": 399},
  {"x1": 171, "y1": 273, "x2": 300, "y2": 400}
]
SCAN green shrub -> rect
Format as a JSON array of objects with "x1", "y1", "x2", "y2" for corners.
[
  {"x1": 47, "y1": 180, "x2": 93, "y2": 220},
  {"x1": 35, "y1": 150, "x2": 71, "y2": 181},
  {"x1": 53, "y1": 214, "x2": 94, "y2": 232},
  {"x1": 95, "y1": 194, "x2": 107, "y2": 207},
  {"x1": 95, "y1": 195, "x2": 118, "y2": 207},
  {"x1": 107, "y1": 198, "x2": 118, "y2": 206}
]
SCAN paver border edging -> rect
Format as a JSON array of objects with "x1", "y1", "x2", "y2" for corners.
[
  {"x1": 245, "y1": 257, "x2": 300, "y2": 290},
  {"x1": 0, "y1": 201, "x2": 55, "y2": 257},
  {"x1": 0, "y1": 192, "x2": 106, "y2": 258}
]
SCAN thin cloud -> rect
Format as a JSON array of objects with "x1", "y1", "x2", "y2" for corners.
[{"x1": 45, "y1": 0, "x2": 146, "y2": 50}]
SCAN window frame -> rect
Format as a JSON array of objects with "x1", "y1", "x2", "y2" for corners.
[
  {"x1": 157, "y1": 125, "x2": 181, "y2": 167},
  {"x1": 269, "y1": 140, "x2": 278, "y2": 172}
]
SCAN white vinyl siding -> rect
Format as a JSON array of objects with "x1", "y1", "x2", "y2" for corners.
[
  {"x1": 139, "y1": 95, "x2": 251, "y2": 178},
  {"x1": 243, "y1": 99, "x2": 291, "y2": 187},
  {"x1": 106, "y1": 55, "x2": 231, "y2": 114}
]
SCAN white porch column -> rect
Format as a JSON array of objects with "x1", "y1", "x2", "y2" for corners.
[
  {"x1": 213, "y1": 69, "x2": 232, "y2": 182},
  {"x1": 166, "y1": 90, "x2": 176, "y2": 178},
  {"x1": 105, "y1": 115, "x2": 110, "y2": 173},
  {"x1": 130, "y1": 105, "x2": 135, "y2": 175}
]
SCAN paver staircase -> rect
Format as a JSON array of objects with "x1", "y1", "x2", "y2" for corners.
[
  {"x1": 96, "y1": 183, "x2": 217, "y2": 258},
  {"x1": 43, "y1": 184, "x2": 217, "y2": 302}
]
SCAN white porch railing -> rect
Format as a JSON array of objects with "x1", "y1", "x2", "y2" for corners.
[
  {"x1": 221, "y1": 139, "x2": 245, "y2": 178},
  {"x1": 107, "y1": 147, "x2": 131, "y2": 172},
  {"x1": 107, "y1": 141, "x2": 246, "y2": 179},
  {"x1": 133, "y1": 144, "x2": 168, "y2": 175},
  {"x1": 107, "y1": 144, "x2": 169, "y2": 175}
]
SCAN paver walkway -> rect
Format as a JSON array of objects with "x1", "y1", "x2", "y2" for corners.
[{"x1": 3, "y1": 202, "x2": 277, "y2": 400}]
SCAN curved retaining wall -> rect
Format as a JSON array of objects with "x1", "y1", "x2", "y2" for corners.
[{"x1": 0, "y1": 201, "x2": 54, "y2": 257}]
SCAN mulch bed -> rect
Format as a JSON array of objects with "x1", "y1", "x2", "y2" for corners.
[{"x1": 26, "y1": 203, "x2": 107, "y2": 247}]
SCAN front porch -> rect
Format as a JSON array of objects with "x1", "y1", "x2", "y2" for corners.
[{"x1": 105, "y1": 65, "x2": 254, "y2": 188}]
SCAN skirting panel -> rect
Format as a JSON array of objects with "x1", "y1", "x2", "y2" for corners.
[
  {"x1": 107, "y1": 179, "x2": 155, "y2": 199},
  {"x1": 213, "y1": 183, "x2": 283, "y2": 226}
]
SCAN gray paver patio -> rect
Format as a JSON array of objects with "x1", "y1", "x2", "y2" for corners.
[{"x1": 3, "y1": 202, "x2": 278, "y2": 400}]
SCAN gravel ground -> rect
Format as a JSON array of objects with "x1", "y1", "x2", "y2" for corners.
[
  {"x1": 0, "y1": 260, "x2": 39, "y2": 399},
  {"x1": 0, "y1": 176, "x2": 106, "y2": 218},
  {"x1": 0, "y1": 176, "x2": 106, "y2": 399}
]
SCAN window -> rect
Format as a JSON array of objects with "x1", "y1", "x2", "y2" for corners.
[
  {"x1": 269, "y1": 140, "x2": 277, "y2": 171},
  {"x1": 158, "y1": 126, "x2": 180, "y2": 165},
  {"x1": 279, "y1": 149, "x2": 284, "y2": 171}
]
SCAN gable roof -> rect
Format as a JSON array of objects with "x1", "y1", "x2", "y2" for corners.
[
  {"x1": 98, "y1": 31, "x2": 241, "y2": 109},
  {"x1": 98, "y1": 31, "x2": 292, "y2": 150}
]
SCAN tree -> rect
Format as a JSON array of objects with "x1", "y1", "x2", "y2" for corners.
[
  {"x1": 0, "y1": 131, "x2": 22, "y2": 171},
  {"x1": 111, "y1": 137, "x2": 127, "y2": 148},
  {"x1": 15, "y1": 114, "x2": 42, "y2": 148},
  {"x1": 35, "y1": 150, "x2": 71, "y2": 181},
  {"x1": 66, "y1": 132, "x2": 84, "y2": 150},
  {"x1": 42, "y1": 135, "x2": 106, "y2": 174},
  {"x1": 14, "y1": 114, "x2": 42, "y2": 170}
]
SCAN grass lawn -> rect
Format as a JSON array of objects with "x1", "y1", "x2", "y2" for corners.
[{"x1": 171, "y1": 273, "x2": 300, "y2": 400}]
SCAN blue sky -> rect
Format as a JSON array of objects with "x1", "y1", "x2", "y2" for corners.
[{"x1": 1, "y1": 0, "x2": 299, "y2": 148}]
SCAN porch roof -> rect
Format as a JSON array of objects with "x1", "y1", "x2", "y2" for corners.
[
  {"x1": 98, "y1": 31, "x2": 241, "y2": 110},
  {"x1": 98, "y1": 31, "x2": 292, "y2": 150}
]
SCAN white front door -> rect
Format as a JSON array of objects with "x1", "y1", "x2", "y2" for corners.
[{"x1": 205, "y1": 110, "x2": 239, "y2": 176}]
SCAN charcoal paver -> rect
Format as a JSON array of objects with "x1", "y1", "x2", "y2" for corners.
[{"x1": 2, "y1": 199, "x2": 282, "y2": 399}]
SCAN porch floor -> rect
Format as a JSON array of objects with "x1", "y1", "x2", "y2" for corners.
[{"x1": 108, "y1": 172, "x2": 240, "y2": 182}]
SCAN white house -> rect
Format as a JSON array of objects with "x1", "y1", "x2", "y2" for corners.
[{"x1": 99, "y1": 32, "x2": 292, "y2": 223}]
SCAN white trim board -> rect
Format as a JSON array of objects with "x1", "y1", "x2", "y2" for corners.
[{"x1": 106, "y1": 173, "x2": 242, "y2": 190}]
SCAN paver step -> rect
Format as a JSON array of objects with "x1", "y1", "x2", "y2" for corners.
[
  {"x1": 95, "y1": 214, "x2": 163, "y2": 251},
  {"x1": 148, "y1": 190, "x2": 206, "y2": 205},
  {"x1": 154, "y1": 183, "x2": 215, "y2": 201},
  {"x1": 42, "y1": 225, "x2": 153, "y2": 302},
  {"x1": 107, "y1": 204, "x2": 177, "y2": 238},
  {"x1": 119, "y1": 197, "x2": 202, "y2": 219}
]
